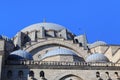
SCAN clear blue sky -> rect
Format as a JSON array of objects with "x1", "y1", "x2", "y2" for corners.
[{"x1": 0, "y1": 0, "x2": 120, "y2": 44}]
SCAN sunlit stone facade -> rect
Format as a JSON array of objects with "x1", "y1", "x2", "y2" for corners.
[{"x1": 0, "y1": 22, "x2": 120, "y2": 80}]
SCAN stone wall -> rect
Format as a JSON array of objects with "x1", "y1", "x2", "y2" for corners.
[{"x1": 3, "y1": 65, "x2": 120, "y2": 80}]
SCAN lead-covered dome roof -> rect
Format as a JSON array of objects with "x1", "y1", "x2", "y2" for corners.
[
  {"x1": 8, "y1": 50, "x2": 33, "y2": 60},
  {"x1": 41, "y1": 48, "x2": 78, "y2": 59},
  {"x1": 86, "y1": 53, "x2": 109, "y2": 62},
  {"x1": 21, "y1": 22, "x2": 66, "y2": 32}
]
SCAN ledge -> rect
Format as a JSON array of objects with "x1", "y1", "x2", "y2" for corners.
[{"x1": 5, "y1": 60, "x2": 120, "y2": 70}]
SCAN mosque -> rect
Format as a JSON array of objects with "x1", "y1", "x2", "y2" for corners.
[{"x1": 0, "y1": 22, "x2": 120, "y2": 80}]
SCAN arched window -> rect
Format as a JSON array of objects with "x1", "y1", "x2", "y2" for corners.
[
  {"x1": 40, "y1": 71, "x2": 44, "y2": 77},
  {"x1": 105, "y1": 72, "x2": 112, "y2": 80},
  {"x1": 74, "y1": 39, "x2": 79, "y2": 43},
  {"x1": 115, "y1": 72, "x2": 120, "y2": 79},
  {"x1": 7, "y1": 70, "x2": 12, "y2": 79},
  {"x1": 18, "y1": 70, "x2": 24, "y2": 78},
  {"x1": 98, "y1": 78, "x2": 103, "y2": 80},
  {"x1": 96, "y1": 71, "x2": 100, "y2": 78},
  {"x1": 105, "y1": 72, "x2": 109, "y2": 75},
  {"x1": 29, "y1": 71, "x2": 34, "y2": 77},
  {"x1": 115, "y1": 72, "x2": 118, "y2": 76}
]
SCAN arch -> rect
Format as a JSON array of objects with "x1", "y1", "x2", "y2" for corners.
[
  {"x1": 18, "y1": 70, "x2": 24, "y2": 78},
  {"x1": 7, "y1": 70, "x2": 12, "y2": 79},
  {"x1": 40, "y1": 71, "x2": 45, "y2": 77},
  {"x1": 74, "y1": 39, "x2": 79, "y2": 43},
  {"x1": 24, "y1": 39, "x2": 88, "y2": 58},
  {"x1": 29, "y1": 70, "x2": 34, "y2": 77},
  {"x1": 59, "y1": 74, "x2": 83, "y2": 80},
  {"x1": 96, "y1": 71, "x2": 100, "y2": 78}
]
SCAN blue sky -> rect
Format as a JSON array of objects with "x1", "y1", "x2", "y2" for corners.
[{"x1": 0, "y1": 0, "x2": 120, "y2": 44}]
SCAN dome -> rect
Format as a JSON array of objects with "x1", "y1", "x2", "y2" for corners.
[
  {"x1": 89, "y1": 41, "x2": 107, "y2": 48},
  {"x1": 8, "y1": 50, "x2": 33, "y2": 60},
  {"x1": 41, "y1": 48, "x2": 78, "y2": 60},
  {"x1": 86, "y1": 53, "x2": 109, "y2": 62},
  {"x1": 21, "y1": 22, "x2": 66, "y2": 32}
]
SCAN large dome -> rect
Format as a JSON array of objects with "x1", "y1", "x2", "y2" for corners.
[
  {"x1": 86, "y1": 53, "x2": 109, "y2": 62},
  {"x1": 8, "y1": 50, "x2": 33, "y2": 60},
  {"x1": 21, "y1": 22, "x2": 66, "y2": 32}
]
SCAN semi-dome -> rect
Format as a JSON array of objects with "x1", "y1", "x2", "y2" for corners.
[
  {"x1": 41, "y1": 48, "x2": 77, "y2": 60},
  {"x1": 8, "y1": 50, "x2": 33, "y2": 60},
  {"x1": 86, "y1": 53, "x2": 109, "y2": 62},
  {"x1": 21, "y1": 22, "x2": 66, "y2": 32},
  {"x1": 41, "y1": 48, "x2": 85, "y2": 62}
]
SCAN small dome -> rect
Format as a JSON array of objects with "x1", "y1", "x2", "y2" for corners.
[
  {"x1": 89, "y1": 41, "x2": 107, "y2": 48},
  {"x1": 41, "y1": 48, "x2": 78, "y2": 60},
  {"x1": 8, "y1": 50, "x2": 33, "y2": 60},
  {"x1": 21, "y1": 22, "x2": 66, "y2": 32},
  {"x1": 86, "y1": 53, "x2": 109, "y2": 62}
]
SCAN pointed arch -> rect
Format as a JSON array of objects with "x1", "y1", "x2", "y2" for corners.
[{"x1": 59, "y1": 74, "x2": 83, "y2": 80}]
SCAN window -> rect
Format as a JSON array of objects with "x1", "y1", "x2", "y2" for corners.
[
  {"x1": 115, "y1": 72, "x2": 118, "y2": 75},
  {"x1": 74, "y1": 39, "x2": 79, "y2": 43},
  {"x1": 7, "y1": 70, "x2": 12, "y2": 79},
  {"x1": 18, "y1": 70, "x2": 24, "y2": 78},
  {"x1": 29, "y1": 71, "x2": 34, "y2": 77},
  {"x1": 98, "y1": 78, "x2": 103, "y2": 80},
  {"x1": 105, "y1": 72, "x2": 109, "y2": 75},
  {"x1": 96, "y1": 72, "x2": 100, "y2": 78},
  {"x1": 40, "y1": 71, "x2": 44, "y2": 77}
]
